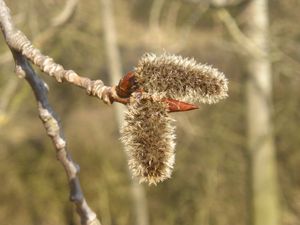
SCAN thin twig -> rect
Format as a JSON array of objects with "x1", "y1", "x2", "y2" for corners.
[
  {"x1": 0, "y1": 0, "x2": 80, "y2": 127},
  {"x1": 13, "y1": 49, "x2": 101, "y2": 225},
  {"x1": 0, "y1": 0, "x2": 127, "y2": 105},
  {"x1": 51, "y1": 0, "x2": 79, "y2": 27},
  {"x1": 217, "y1": 8, "x2": 300, "y2": 71},
  {"x1": 216, "y1": 8, "x2": 265, "y2": 58},
  {"x1": 0, "y1": 0, "x2": 102, "y2": 224},
  {"x1": 0, "y1": 0, "x2": 79, "y2": 65},
  {"x1": 149, "y1": 0, "x2": 165, "y2": 31}
]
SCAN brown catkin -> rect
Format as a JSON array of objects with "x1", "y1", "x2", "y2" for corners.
[
  {"x1": 134, "y1": 53, "x2": 229, "y2": 104},
  {"x1": 120, "y1": 92, "x2": 176, "y2": 185}
]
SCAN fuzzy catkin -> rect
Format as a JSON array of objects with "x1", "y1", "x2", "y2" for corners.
[
  {"x1": 134, "y1": 53, "x2": 228, "y2": 104},
  {"x1": 120, "y1": 92, "x2": 176, "y2": 185}
]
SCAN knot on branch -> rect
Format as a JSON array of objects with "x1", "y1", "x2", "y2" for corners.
[
  {"x1": 87, "y1": 219, "x2": 102, "y2": 225},
  {"x1": 86, "y1": 80, "x2": 112, "y2": 104},
  {"x1": 39, "y1": 106, "x2": 66, "y2": 150},
  {"x1": 11, "y1": 31, "x2": 65, "y2": 82},
  {"x1": 14, "y1": 64, "x2": 26, "y2": 78}
]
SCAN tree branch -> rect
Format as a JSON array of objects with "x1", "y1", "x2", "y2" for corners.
[
  {"x1": 51, "y1": 0, "x2": 79, "y2": 27},
  {"x1": 216, "y1": 8, "x2": 265, "y2": 58},
  {"x1": 0, "y1": 0, "x2": 102, "y2": 224},
  {"x1": 0, "y1": 0, "x2": 124, "y2": 106},
  {"x1": 0, "y1": 0, "x2": 79, "y2": 64},
  {"x1": 12, "y1": 50, "x2": 101, "y2": 225},
  {"x1": 0, "y1": 0, "x2": 80, "y2": 127},
  {"x1": 216, "y1": 8, "x2": 300, "y2": 71}
]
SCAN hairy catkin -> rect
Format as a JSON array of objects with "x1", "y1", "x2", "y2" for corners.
[
  {"x1": 120, "y1": 93, "x2": 176, "y2": 185},
  {"x1": 134, "y1": 53, "x2": 228, "y2": 104},
  {"x1": 120, "y1": 53, "x2": 229, "y2": 184}
]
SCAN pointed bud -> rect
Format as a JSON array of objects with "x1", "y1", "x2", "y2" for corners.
[{"x1": 162, "y1": 98, "x2": 199, "y2": 112}]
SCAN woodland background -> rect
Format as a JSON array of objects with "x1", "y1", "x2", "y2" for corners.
[{"x1": 0, "y1": 0, "x2": 299, "y2": 225}]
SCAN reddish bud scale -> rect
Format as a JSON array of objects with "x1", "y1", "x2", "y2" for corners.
[
  {"x1": 115, "y1": 72, "x2": 199, "y2": 113},
  {"x1": 116, "y1": 71, "x2": 138, "y2": 98},
  {"x1": 162, "y1": 98, "x2": 199, "y2": 112}
]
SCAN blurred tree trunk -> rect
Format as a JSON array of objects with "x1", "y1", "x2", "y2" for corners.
[
  {"x1": 100, "y1": 1, "x2": 150, "y2": 225},
  {"x1": 245, "y1": 1, "x2": 281, "y2": 225}
]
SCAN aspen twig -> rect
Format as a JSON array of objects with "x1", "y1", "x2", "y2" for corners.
[
  {"x1": 217, "y1": 8, "x2": 300, "y2": 72},
  {"x1": 0, "y1": 0, "x2": 102, "y2": 224},
  {"x1": 0, "y1": 0, "x2": 80, "y2": 126},
  {"x1": 0, "y1": 0, "x2": 122, "y2": 105},
  {"x1": 216, "y1": 8, "x2": 266, "y2": 58},
  {"x1": 0, "y1": 0, "x2": 79, "y2": 65}
]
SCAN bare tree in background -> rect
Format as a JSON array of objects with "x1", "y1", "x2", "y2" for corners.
[
  {"x1": 245, "y1": 0, "x2": 281, "y2": 225},
  {"x1": 100, "y1": 1, "x2": 149, "y2": 225},
  {"x1": 216, "y1": 0, "x2": 281, "y2": 224}
]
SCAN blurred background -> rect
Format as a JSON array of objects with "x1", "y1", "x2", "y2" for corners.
[{"x1": 0, "y1": 0, "x2": 299, "y2": 225}]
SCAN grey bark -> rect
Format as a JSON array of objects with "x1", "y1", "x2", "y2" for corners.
[{"x1": 245, "y1": 1, "x2": 281, "y2": 225}]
